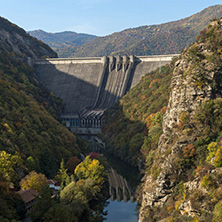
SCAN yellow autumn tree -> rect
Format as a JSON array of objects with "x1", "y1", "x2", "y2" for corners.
[
  {"x1": 20, "y1": 171, "x2": 48, "y2": 192},
  {"x1": 74, "y1": 156, "x2": 106, "y2": 186},
  {"x1": 0, "y1": 151, "x2": 21, "y2": 183}
]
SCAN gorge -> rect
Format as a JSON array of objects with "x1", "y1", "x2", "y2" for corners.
[{"x1": 2, "y1": 5, "x2": 222, "y2": 222}]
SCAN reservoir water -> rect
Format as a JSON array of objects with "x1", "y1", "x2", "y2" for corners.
[
  {"x1": 105, "y1": 200, "x2": 138, "y2": 222},
  {"x1": 104, "y1": 154, "x2": 141, "y2": 222}
]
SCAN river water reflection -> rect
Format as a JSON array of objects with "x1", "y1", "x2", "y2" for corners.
[
  {"x1": 104, "y1": 154, "x2": 141, "y2": 222},
  {"x1": 105, "y1": 200, "x2": 138, "y2": 222}
]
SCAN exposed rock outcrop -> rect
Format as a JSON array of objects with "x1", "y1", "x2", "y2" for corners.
[
  {"x1": 139, "y1": 19, "x2": 222, "y2": 221},
  {"x1": 0, "y1": 17, "x2": 57, "y2": 59}
]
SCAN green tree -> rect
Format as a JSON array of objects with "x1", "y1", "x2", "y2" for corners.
[
  {"x1": 43, "y1": 203, "x2": 78, "y2": 222},
  {"x1": 26, "y1": 156, "x2": 36, "y2": 171},
  {"x1": 0, "y1": 178, "x2": 26, "y2": 221},
  {"x1": 206, "y1": 142, "x2": 218, "y2": 162},
  {"x1": 56, "y1": 159, "x2": 70, "y2": 190},
  {"x1": 29, "y1": 186, "x2": 53, "y2": 222},
  {"x1": 60, "y1": 178, "x2": 100, "y2": 204}
]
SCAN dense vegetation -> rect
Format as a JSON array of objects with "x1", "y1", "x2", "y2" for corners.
[
  {"x1": 3, "y1": 6, "x2": 222, "y2": 222},
  {"x1": 37, "y1": 5, "x2": 222, "y2": 57},
  {"x1": 0, "y1": 52, "x2": 80, "y2": 178},
  {"x1": 102, "y1": 59, "x2": 175, "y2": 167},
  {"x1": 0, "y1": 49, "x2": 112, "y2": 219},
  {"x1": 0, "y1": 151, "x2": 108, "y2": 222},
  {"x1": 29, "y1": 156, "x2": 107, "y2": 222},
  {"x1": 155, "y1": 19, "x2": 222, "y2": 221},
  {"x1": 0, "y1": 16, "x2": 89, "y2": 221},
  {"x1": 103, "y1": 18, "x2": 222, "y2": 221}
]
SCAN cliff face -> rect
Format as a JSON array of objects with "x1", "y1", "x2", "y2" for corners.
[
  {"x1": 139, "y1": 19, "x2": 222, "y2": 221},
  {"x1": 0, "y1": 17, "x2": 57, "y2": 58}
]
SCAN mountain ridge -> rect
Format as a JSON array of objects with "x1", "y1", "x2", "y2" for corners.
[
  {"x1": 102, "y1": 17, "x2": 222, "y2": 221},
  {"x1": 0, "y1": 17, "x2": 57, "y2": 58},
  {"x1": 30, "y1": 5, "x2": 222, "y2": 58},
  {"x1": 28, "y1": 29, "x2": 97, "y2": 56}
]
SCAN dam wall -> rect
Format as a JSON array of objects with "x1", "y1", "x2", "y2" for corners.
[
  {"x1": 35, "y1": 57, "x2": 105, "y2": 114},
  {"x1": 131, "y1": 55, "x2": 176, "y2": 88},
  {"x1": 34, "y1": 54, "x2": 178, "y2": 133}
]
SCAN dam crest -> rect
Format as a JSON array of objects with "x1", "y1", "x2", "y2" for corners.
[{"x1": 34, "y1": 54, "x2": 178, "y2": 136}]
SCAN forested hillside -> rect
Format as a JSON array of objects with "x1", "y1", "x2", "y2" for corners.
[
  {"x1": 0, "y1": 53, "x2": 80, "y2": 177},
  {"x1": 0, "y1": 17, "x2": 79, "y2": 178},
  {"x1": 0, "y1": 17, "x2": 110, "y2": 222},
  {"x1": 102, "y1": 59, "x2": 175, "y2": 167},
  {"x1": 139, "y1": 17, "x2": 222, "y2": 221},
  {"x1": 103, "y1": 17, "x2": 222, "y2": 221},
  {"x1": 42, "y1": 5, "x2": 222, "y2": 57},
  {"x1": 0, "y1": 17, "x2": 57, "y2": 58}
]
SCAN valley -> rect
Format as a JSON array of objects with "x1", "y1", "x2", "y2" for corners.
[{"x1": 1, "y1": 4, "x2": 222, "y2": 222}]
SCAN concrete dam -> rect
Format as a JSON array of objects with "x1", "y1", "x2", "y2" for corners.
[{"x1": 34, "y1": 54, "x2": 178, "y2": 135}]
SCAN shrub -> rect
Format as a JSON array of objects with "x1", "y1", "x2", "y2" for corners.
[
  {"x1": 189, "y1": 189, "x2": 204, "y2": 209},
  {"x1": 183, "y1": 144, "x2": 196, "y2": 158},
  {"x1": 201, "y1": 174, "x2": 216, "y2": 191},
  {"x1": 206, "y1": 142, "x2": 218, "y2": 162},
  {"x1": 212, "y1": 200, "x2": 222, "y2": 222},
  {"x1": 213, "y1": 147, "x2": 222, "y2": 167},
  {"x1": 213, "y1": 186, "x2": 222, "y2": 201}
]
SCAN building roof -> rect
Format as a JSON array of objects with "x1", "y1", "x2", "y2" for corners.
[
  {"x1": 47, "y1": 179, "x2": 55, "y2": 185},
  {"x1": 17, "y1": 188, "x2": 39, "y2": 203},
  {"x1": 87, "y1": 152, "x2": 100, "y2": 159}
]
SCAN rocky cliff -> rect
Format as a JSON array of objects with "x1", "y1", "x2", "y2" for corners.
[
  {"x1": 139, "y1": 18, "x2": 222, "y2": 221},
  {"x1": 0, "y1": 17, "x2": 57, "y2": 58}
]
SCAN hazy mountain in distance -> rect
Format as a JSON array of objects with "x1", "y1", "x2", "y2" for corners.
[
  {"x1": 50, "y1": 4, "x2": 222, "y2": 58},
  {"x1": 28, "y1": 29, "x2": 97, "y2": 57}
]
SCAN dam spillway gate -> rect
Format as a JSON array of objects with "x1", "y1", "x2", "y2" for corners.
[{"x1": 34, "y1": 54, "x2": 178, "y2": 136}]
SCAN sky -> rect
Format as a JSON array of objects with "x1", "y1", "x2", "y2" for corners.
[{"x1": 0, "y1": 0, "x2": 222, "y2": 36}]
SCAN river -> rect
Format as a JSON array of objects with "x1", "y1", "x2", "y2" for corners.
[{"x1": 103, "y1": 154, "x2": 141, "y2": 222}]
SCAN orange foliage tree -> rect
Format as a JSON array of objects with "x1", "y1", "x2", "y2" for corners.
[{"x1": 183, "y1": 144, "x2": 196, "y2": 158}]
